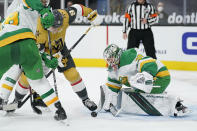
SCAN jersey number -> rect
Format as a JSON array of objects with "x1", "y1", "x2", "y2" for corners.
[{"x1": 3, "y1": 12, "x2": 19, "y2": 26}]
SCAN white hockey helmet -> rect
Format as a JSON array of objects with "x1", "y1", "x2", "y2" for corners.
[{"x1": 103, "y1": 44, "x2": 123, "y2": 68}]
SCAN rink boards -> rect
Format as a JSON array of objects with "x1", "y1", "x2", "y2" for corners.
[{"x1": 65, "y1": 26, "x2": 197, "y2": 70}]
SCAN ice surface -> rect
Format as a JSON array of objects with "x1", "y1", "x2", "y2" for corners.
[{"x1": 0, "y1": 68, "x2": 197, "y2": 131}]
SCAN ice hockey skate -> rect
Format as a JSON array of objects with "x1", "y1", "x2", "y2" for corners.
[
  {"x1": 54, "y1": 102, "x2": 67, "y2": 121},
  {"x1": 174, "y1": 100, "x2": 189, "y2": 117},
  {"x1": 82, "y1": 98, "x2": 97, "y2": 111}
]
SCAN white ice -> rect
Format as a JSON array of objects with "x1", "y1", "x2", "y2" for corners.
[{"x1": 0, "y1": 68, "x2": 197, "y2": 131}]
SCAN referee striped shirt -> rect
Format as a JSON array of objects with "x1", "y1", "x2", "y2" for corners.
[{"x1": 123, "y1": 1, "x2": 158, "y2": 32}]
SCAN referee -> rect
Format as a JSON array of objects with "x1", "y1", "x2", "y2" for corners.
[{"x1": 123, "y1": 0, "x2": 158, "y2": 59}]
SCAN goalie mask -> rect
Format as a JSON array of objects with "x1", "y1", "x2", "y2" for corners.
[
  {"x1": 52, "y1": 9, "x2": 63, "y2": 28},
  {"x1": 103, "y1": 44, "x2": 123, "y2": 70}
]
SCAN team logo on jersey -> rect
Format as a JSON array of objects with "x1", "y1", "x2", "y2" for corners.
[
  {"x1": 119, "y1": 76, "x2": 128, "y2": 84},
  {"x1": 53, "y1": 38, "x2": 64, "y2": 51}
]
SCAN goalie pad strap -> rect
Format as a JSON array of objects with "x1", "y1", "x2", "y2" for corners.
[{"x1": 125, "y1": 92, "x2": 162, "y2": 116}]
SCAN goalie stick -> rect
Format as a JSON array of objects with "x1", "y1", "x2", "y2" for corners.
[
  {"x1": 91, "y1": 86, "x2": 105, "y2": 117},
  {"x1": 91, "y1": 85, "x2": 122, "y2": 117}
]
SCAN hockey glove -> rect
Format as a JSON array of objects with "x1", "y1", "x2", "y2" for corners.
[
  {"x1": 40, "y1": 8, "x2": 54, "y2": 29},
  {"x1": 41, "y1": 52, "x2": 58, "y2": 69},
  {"x1": 53, "y1": 53, "x2": 67, "y2": 67},
  {"x1": 129, "y1": 72, "x2": 153, "y2": 93},
  {"x1": 87, "y1": 10, "x2": 102, "y2": 26}
]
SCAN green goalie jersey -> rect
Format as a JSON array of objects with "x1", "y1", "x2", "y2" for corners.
[{"x1": 106, "y1": 48, "x2": 171, "y2": 94}]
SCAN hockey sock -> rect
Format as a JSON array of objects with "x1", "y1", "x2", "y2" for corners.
[
  {"x1": 27, "y1": 77, "x2": 59, "y2": 112},
  {"x1": 15, "y1": 81, "x2": 29, "y2": 101},
  {"x1": 0, "y1": 76, "x2": 17, "y2": 100},
  {"x1": 71, "y1": 78, "x2": 88, "y2": 100}
]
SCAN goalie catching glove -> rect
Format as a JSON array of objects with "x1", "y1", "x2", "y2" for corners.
[
  {"x1": 87, "y1": 10, "x2": 102, "y2": 26},
  {"x1": 41, "y1": 52, "x2": 58, "y2": 69},
  {"x1": 129, "y1": 71, "x2": 154, "y2": 93}
]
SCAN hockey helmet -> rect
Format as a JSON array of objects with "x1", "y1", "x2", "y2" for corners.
[
  {"x1": 103, "y1": 44, "x2": 123, "y2": 68},
  {"x1": 52, "y1": 9, "x2": 63, "y2": 28}
]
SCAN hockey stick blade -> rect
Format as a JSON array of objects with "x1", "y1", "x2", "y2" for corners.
[
  {"x1": 0, "y1": 93, "x2": 31, "y2": 111},
  {"x1": 18, "y1": 94, "x2": 31, "y2": 108},
  {"x1": 0, "y1": 103, "x2": 18, "y2": 111},
  {"x1": 31, "y1": 104, "x2": 42, "y2": 114}
]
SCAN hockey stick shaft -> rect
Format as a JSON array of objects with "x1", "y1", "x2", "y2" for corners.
[
  {"x1": 48, "y1": 30, "x2": 58, "y2": 96},
  {"x1": 68, "y1": 26, "x2": 92, "y2": 53},
  {"x1": 18, "y1": 94, "x2": 31, "y2": 108},
  {"x1": 29, "y1": 87, "x2": 42, "y2": 114}
]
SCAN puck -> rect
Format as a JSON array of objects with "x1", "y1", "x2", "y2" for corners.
[{"x1": 91, "y1": 111, "x2": 97, "y2": 117}]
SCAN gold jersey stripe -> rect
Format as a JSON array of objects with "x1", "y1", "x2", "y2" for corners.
[
  {"x1": 0, "y1": 32, "x2": 36, "y2": 47},
  {"x1": 2, "y1": 84, "x2": 13, "y2": 91},
  {"x1": 156, "y1": 70, "x2": 170, "y2": 77},
  {"x1": 22, "y1": 0, "x2": 30, "y2": 8},
  {"x1": 140, "y1": 59, "x2": 156, "y2": 72},
  {"x1": 106, "y1": 83, "x2": 121, "y2": 90},
  {"x1": 45, "y1": 96, "x2": 59, "y2": 106}
]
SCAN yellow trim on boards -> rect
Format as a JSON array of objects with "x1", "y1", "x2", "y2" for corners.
[
  {"x1": 73, "y1": 58, "x2": 197, "y2": 71},
  {"x1": 161, "y1": 61, "x2": 197, "y2": 71},
  {"x1": 73, "y1": 58, "x2": 107, "y2": 67}
]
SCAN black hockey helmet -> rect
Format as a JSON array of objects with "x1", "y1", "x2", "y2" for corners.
[{"x1": 52, "y1": 9, "x2": 63, "y2": 28}]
